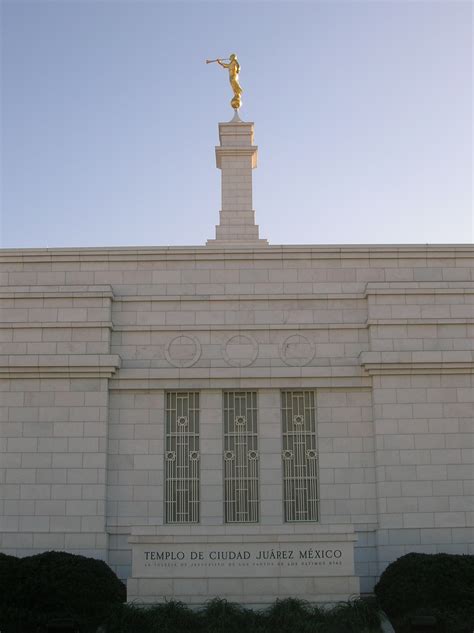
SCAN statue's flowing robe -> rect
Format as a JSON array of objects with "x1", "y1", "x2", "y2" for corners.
[{"x1": 229, "y1": 61, "x2": 242, "y2": 97}]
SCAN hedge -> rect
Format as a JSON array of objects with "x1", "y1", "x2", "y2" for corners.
[
  {"x1": 374, "y1": 552, "x2": 474, "y2": 633},
  {"x1": 0, "y1": 550, "x2": 384, "y2": 632},
  {"x1": 0, "y1": 551, "x2": 126, "y2": 633},
  {"x1": 101, "y1": 597, "x2": 382, "y2": 633}
]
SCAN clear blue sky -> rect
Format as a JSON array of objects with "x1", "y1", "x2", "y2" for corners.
[{"x1": 1, "y1": 0, "x2": 472, "y2": 248}]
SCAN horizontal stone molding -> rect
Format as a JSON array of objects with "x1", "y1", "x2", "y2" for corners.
[
  {"x1": 365, "y1": 281, "x2": 474, "y2": 294},
  {"x1": 114, "y1": 293, "x2": 367, "y2": 302},
  {"x1": 108, "y1": 365, "x2": 371, "y2": 390},
  {"x1": 0, "y1": 284, "x2": 114, "y2": 298},
  {"x1": 360, "y1": 351, "x2": 474, "y2": 375},
  {"x1": 367, "y1": 318, "x2": 474, "y2": 326},
  {"x1": 215, "y1": 146, "x2": 258, "y2": 169},
  {"x1": 0, "y1": 353, "x2": 121, "y2": 378},
  {"x1": 107, "y1": 523, "x2": 374, "y2": 535},
  {"x1": 0, "y1": 321, "x2": 113, "y2": 330},
  {"x1": 1, "y1": 244, "x2": 473, "y2": 263},
  {"x1": 130, "y1": 533, "x2": 356, "y2": 545},
  {"x1": 114, "y1": 323, "x2": 366, "y2": 332},
  {"x1": 129, "y1": 524, "x2": 357, "y2": 539}
]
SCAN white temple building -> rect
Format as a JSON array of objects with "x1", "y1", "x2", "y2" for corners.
[{"x1": 0, "y1": 114, "x2": 473, "y2": 604}]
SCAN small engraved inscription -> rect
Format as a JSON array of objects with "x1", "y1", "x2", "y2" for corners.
[{"x1": 133, "y1": 541, "x2": 354, "y2": 579}]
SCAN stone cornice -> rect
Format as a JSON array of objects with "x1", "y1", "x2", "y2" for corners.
[
  {"x1": 215, "y1": 146, "x2": 258, "y2": 169},
  {"x1": 1, "y1": 244, "x2": 473, "y2": 264},
  {"x1": 113, "y1": 323, "x2": 365, "y2": 332},
  {"x1": 366, "y1": 319, "x2": 474, "y2": 326},
  {"x1": 365, "y1": 282, "x2": 474, "y2": 295},
  {"x1": 360, "y1": 351, "x2": 474, "y2": 375},
  {"x1": 114, "y1": 293, "x2": 366, "y2": 302},
  {"x1": 0, "y1": 354, "x2": 121, "y2": 378},
  {"x1": 109, "y1": 365, "x2": 371, "y2": 390},
  {"x1": 0, "y1": 321, "x2": 114, "y2": 330},
  {"x1": 0, "y1": 285, "x2": 114, "y2": 298}
]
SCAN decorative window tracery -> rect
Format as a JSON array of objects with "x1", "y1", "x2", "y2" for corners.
[
  {"x1": 165, "y1": 392, "x2": 199, "y2": 523},
  {"x1": 281, "y1": 391, "x2": 318, "y2": 522},
  {"x1": 223, "y1": 391, "x2": 259, "y2": 523}
]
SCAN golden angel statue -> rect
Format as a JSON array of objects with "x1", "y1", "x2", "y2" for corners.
[{"x1": 206, "y1": 53, "x2": 243, "y2": 110}]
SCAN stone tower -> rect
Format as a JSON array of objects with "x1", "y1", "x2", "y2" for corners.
[{"x1": 207, "y1": 118, "x2": 268, "y2": 246}]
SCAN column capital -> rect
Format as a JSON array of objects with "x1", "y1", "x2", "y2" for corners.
[{"x1": 215, "y1": 146, "x2": 258, "y2": 169}]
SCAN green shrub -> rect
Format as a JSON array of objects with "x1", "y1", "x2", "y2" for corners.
[
  {"x1": 0, "y1": 605, "x2": 43, "y2": 633},
  {"x1": 0, "y1": 551, "x2": 126, "y2": 633},
  {"x1": 320, "y1": 597, "x2": 382, "y2": 633},
  {"x1": 389, "y1": 607, "x2": 474, "y2": 633},
  {"x1": 0, "y1": 554, "x2": 38, "y2": 633},
  {"x1": 101, "y1": 597, "x2": 382, "y2": 633},
  {"x1": 374, "y1": 553, "x2": 474, "y2": 633},
  {"x1": 201, "y1": 598, "x2": 261, "y2": 633},
  {"x1": 146, "y1": 600, "x2": 201, "y2": 633},
  {"x1": 0, "y1": 553, "x2": 19, "y2": 599},
  {"x1": 101, "y1": 602, "x2": 152, "y2": 633},
  {"x1": 264, "y1": 598, "x2": 318, "y2": 633}
]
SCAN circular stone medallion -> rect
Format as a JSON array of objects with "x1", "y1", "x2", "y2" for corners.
[
  {"x1": 165, "y1": 335, "x2": 201, "y2": 368},
  {"x1": 279, "y1": 334, "x2": 315, "y2": 367},
  {"x1": 222, "y1": 334, "x2": 258, "y2": 367}
]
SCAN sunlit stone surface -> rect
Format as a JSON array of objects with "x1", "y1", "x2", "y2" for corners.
[{"x1": 0, "y1": 118, "x2": 473, "y2": 604}]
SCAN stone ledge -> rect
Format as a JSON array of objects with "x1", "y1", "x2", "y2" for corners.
[
  {"x1": 110, "y1": 363, "x2": 365, "y2": 379},
  {"x1": 215, "y1": 146, "x2": 258, "y2": 169},
  {"x1": 1, "y1": 244, "x2": 472, "y2": 262},
  {"x1": 367, "y1": 318, "x2": 474, "y2": 325},
  {"x1": 106, "y1": 522, "x2": 378, "y2": 535},
  {"x1": 115, "y1": 293, "x2": 366, "y2": 302},
  {"x1": 0, "y1": 353, "x2": 121, "y2": 378},
  {"x1": 109, "y1": 372, "x2": 371, "y2": 390},
  {"x1": 366, "y1": 281, "x2": 474, "y2": 294},
  {"x1": 0, "y1": 284, "x2": 114, "y2": 297},
  {"x1": 360, "y1": 351, "x2": 474, "y2": 375},
  {"x1": 114, "y1": 323, "x2": 366, "y2": 331},
  {"x1": 0, "y1": 321, "x2": 113, "y2": 330},
  {"x1": 129, "y1": 524, "x2": 356, "y2": 539}
]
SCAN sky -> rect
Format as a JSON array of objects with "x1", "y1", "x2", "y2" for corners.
[{"x1": 1, "y1": 0, "x2": 472, "y2": 248}]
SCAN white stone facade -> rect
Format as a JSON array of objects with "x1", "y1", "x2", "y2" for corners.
[
  {"x1": 1, "y1": 119, "x2": 473, "y2": 603},
  {"x1": 1, "y1": 244, "x2": 473, "y2": 600}
]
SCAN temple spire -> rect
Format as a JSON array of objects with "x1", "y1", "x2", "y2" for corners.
[{"x1": 206, "y1": 119, "x2": 268, "y2": 246}]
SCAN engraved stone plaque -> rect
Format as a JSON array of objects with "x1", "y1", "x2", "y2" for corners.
[
  {"x1": 128, "y1": 532, "x2": 359, "y2": 604},
  {"x1": 133, "y1": 540, "x2": 354, "y2": 578}
]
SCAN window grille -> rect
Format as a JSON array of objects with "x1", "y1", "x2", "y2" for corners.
[
  {"x1": 223, "y1": 391, "x2": 259, "y2": 522},
  {"x1": 165, "y1": 392, "x2": 199, "y2": 523},
  {"x1": 281, "y1": 391, "x2": 318, "y2": 522}
]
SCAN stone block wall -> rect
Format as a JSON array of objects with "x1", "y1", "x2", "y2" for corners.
[
  {"x1": 1, "y1": 244, "x2": 473, "y2": 595},
  {"x1": 0, "y1": 285, "x2": 119, "y2": 559},
  {"x1": 0, "y1": 375, "x2": 111, "y2": 559}
]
